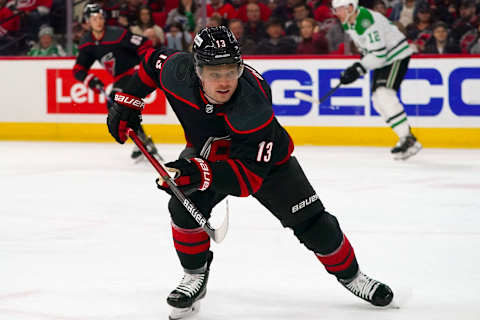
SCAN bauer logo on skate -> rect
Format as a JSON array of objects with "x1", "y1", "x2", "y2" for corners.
[
  {"x1": 46, "y1": 69, "x2": 166, "y2": 114},
  {"x1": 291, "y1": 194, "x2": 319, "y2": 214}
]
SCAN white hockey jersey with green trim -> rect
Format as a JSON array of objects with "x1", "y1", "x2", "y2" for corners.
[{"x1": 343, "y1": 7, "x2": 413, "y2": 70}]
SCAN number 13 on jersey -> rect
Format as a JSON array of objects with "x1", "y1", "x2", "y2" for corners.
[{"x1": 257, "y1": 141, "x2": 273, "y2": 162}]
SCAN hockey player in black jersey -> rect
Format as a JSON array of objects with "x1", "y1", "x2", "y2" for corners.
[
  {"x1": 73, "y1": 3, "x2": 159, "y2": 161},
  {"x1": 106, "y1": 26, "x2": 394, "y2": 319}
]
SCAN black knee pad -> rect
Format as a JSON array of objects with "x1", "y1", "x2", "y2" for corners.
[
  {"x1": 168, "y1": 196, "x2": 200, "y2": 229},
  {"x1": 292, "y1": 211, "x2": 343, "y2": 254}
]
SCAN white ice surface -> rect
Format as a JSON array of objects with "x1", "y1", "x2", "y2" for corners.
[{"x1": 0, "y1": 142, "x2": 479, "y2": 320}]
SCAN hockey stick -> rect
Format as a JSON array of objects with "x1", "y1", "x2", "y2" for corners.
[
  {"x1": 99, "y1": 88, "x2": 112, "y2": 105},
  {"x1": 294, "y1": 83, "x2": 342, "y2": 105},
  {"x1": 127, "y1": 128, "x2": 229, "y2": 243}
]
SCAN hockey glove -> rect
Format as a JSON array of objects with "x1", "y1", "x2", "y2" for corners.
[
  {"x1": 156, "y1": 158, "x2": 212, "y2": 194},
  {"x1": 340, "y1": 62, "x2": 366, "y2": 85},
  {"x1": 107, "y1": 93, "x2": 144, "y2": 144},
  {"x1": 84, "y1": 74, "x2": 105, "y2": 94}
]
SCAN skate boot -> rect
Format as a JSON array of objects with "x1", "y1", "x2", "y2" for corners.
[
  {"x1": 144, "y1": 136, "x2": 163, "y2": 161},
  {"x1": 339, "y1": 271, "x2": 393, "y2": 307},
  {"x1": 167, "y1": 252, "x2": 213, "y2": 320},
  {"x1": 130, "y1": 136, "x2": 163, "y2": 162},
  {"x1": 130, "y1": 145, "x2": 143, "y2": 160},
  {"x1": 391, "y1": 134, "x2": 422, "y2": 160}
]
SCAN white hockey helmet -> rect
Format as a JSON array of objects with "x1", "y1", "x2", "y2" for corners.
[{"x1": 331, "y1": 0, "x2": 358, "y2": 10}]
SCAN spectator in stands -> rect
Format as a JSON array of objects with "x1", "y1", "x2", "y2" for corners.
[
  {"x1": 70, "y1": 21, "x2": 87, "y2": 56},
  {"x1": 267, "y1": 0, "x2": 280, "y2": 13},
  {"x1": 430, "y1": 0, "x2": 457, "y2": 26},
  {"x1": 296, "y1": 17, "x2": 328, "y2": 54},
  {"x1": 228, "y1": 18, "x2": 257, "y2": 54},
  {"x1": 0, "y1": 0, "x2": 19, "y2": 36},
  {"x1": 27, "y1": 25, "x2": 65, "y2": 56},
  {"x1": 373, "y1": 0, "x2": 406, "y2": 34},
  {"x1": 120, "y1": 0, "x2": 143, "y2": 26},
  {"x1": 0, "y1": 0, "x2": 21, "y2": 55},
  {"x1": 285, "y1": 3, "x2": 312, "y2": 41},
  {"x1": 236, "y1": 0, "x2": 272, "y2": 23},
  {"x1": 390, "y1": 0, "x2": 416, "y2": 29},
  {"x1": 321, "y1": 17, "x2": 344, "y2": 54},
  {"x1": 166, "y1": 0, "x2": 197, "y2": 32},
  {"x1": 271, "y1": 0, "x2": 304, "y2": 23},
  {"x1": 468, "y1": 22, "x2": 480, "y2": 54},
  {"x1": 422, "y1": 21, "x2": 460, "y2": 53},
  {"x1": 255, "y1": 17, "x2": 296, "y2": 54},
  {"x1": 118, "y1": 13, "x2": 129, "y2": 28},
  {"x1": 406, "y1": 1, "x2": 432, "y2": 40},
  {"x1": 131, "y1": 5, "x2": 165, "y2": 46},
  {"x1": 147, "y1": 0, "x2": 165, "y2": 12},
  {"x1": 459, "y1": 19, "x2": 480, "y2": 53},
  {"x1": 451, "y1": 0, "x2": 478, "y2": 43},
  {"x1": 313, "y1": 0, "x2": 335, "y2": 23},
  {"x1": 372, "y1": 0, "x2": 388, "y2": 16},
  {"x1": 244, "y1": 2, "x2": 268, "y2": 42},
  {"x1": 6, "y1": 0, "x2": 52, "y2": 38},
  {"x1": 206, "y1": 0, "x2": 236, "y2": 20},
  {"x1": 166, "y1": 21, "x2": 192, "y2": 51}
]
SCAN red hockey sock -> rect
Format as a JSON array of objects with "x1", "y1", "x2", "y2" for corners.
[
  {"x1": 315, "y1": 234, "x2": 357, "y2": 277},
  {"x1": 171, "y1": 223, "x2": 210, "y2": 255}
]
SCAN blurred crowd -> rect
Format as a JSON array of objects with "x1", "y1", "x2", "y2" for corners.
[{"x1": 1, "y1": 0, "x2": 479, "y2": 56}]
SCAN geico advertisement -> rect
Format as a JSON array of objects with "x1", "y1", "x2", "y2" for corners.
[
  {"x1": 246, "y1": 57, "x2": 480, "y2": 127},
  {"x1": 0, "y1": 58, "x2": 479, "y2": 127}
]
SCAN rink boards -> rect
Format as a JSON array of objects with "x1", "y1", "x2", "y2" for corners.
[{"x1": 0, "y1": 55, "x2": 479, "y2": 147}]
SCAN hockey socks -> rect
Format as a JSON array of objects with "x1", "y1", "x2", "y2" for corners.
[
  {"x1": 172, "y1": 223, "x2": 210, "y2": 270},
  {"x1": 315, "y1": 234, "x2": 358, "y2": 280}
]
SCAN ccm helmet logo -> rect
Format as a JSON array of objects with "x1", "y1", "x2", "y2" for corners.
[{"x1": 114, "y1": 93, "x2": 145, "y2": 110}]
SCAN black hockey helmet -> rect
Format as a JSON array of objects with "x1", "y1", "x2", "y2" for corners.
[
  {"x1": 83, "y1": 3, "x2": 105, "y2": 22},
  {"x1": 193, "y1": 26, "x2": 244, "y2": 78}
]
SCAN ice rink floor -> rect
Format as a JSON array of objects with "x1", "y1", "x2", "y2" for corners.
[{"x1": 1, "y1": 141, "x2": 479, "y2": 320}]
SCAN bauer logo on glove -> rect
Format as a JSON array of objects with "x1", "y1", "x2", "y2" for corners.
[{"x1": 156, "y1": 158, "x2": 212, "y2": 194}]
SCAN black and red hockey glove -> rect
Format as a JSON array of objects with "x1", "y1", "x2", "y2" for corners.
[
  {"x1": 84, "y1": 74, "x2": 105, "y2": 94},
  {"x1": 156, "y1": 158, "x2": 212, "y2": 194},
  {"x1": 340, "y1": 62, "x2": 366, "y2": 85},
  {"x1": 107, "y1": 92, "x2": 144, "y2": 144}
]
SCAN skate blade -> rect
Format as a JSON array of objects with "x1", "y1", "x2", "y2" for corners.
[
  {"x1": 393, "y1": 142, "x2": 422, "y2": 160},
  {"x1": 169, "y1": 301, "x2": 201, "y2": 320}
]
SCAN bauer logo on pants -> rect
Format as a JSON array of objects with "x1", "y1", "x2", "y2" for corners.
[
  {"x1": 291, "y1": 194, "x2": 319, "y2": 214},
  {"x1": 46, "y1": 69, "x2": 166, "y2": 114}
]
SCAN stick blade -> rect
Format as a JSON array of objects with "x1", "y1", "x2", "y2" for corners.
[{"x1": 211, "y1": 200, "x2": 230, "y2": 243}]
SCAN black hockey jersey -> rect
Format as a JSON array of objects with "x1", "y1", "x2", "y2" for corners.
[
  {"x1": 123, "y1": 49, "x2": 294, "y2": 197},
  {"x1": 73, "y1": 26, "x2": 152, "y2": 83}
]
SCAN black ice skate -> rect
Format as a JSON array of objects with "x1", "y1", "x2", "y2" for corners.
[
  {"x1": 167, "y1": 252, "x2": 213, "y2": 320},
  {"x1": 339, "y1": 271, "x2": 393, "y2": 307},
  {"x1": 130, "y1": 135, "x2": 163, "y2": 162},
  {"x1": 391, "y1": 134, "x2": 422, "y2": 160}
]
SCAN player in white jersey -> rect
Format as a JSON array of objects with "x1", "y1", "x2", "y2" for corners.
[{"x1": 332, "y1": 0, "x2": 422, "y2": 160}]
